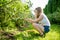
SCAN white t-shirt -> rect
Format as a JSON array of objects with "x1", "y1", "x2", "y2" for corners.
[{"x1": 39, "y1": 13, "x2": 50, "y2": 26}]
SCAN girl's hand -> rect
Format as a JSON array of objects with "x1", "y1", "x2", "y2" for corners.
[
  {"x1": 24, "y1": 18, "x2": 33, "y2": 23},
  {"x1": 24, "y1": 18, "x2": 29, "y2": 21},
  {"x1": 28, "y1": 18, "x2": 34, "y2": 23}
]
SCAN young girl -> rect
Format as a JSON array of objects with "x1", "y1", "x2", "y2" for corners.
[{"x1": 25, "y1": 7, "x2": 50, "y2": 36}]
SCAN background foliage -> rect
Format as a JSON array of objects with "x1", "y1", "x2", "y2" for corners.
[
  {"x1": 44, "y1": 0, "x2": 60, "y2": 24},
  {"x1": 0, "y1": 0, "x2": 33, "y2": 31}
]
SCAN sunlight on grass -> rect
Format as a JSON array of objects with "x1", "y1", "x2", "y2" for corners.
[
  {"x1": 15, "y1": 29, "x2": 60, "y2": 40},
  {"x1": 1, "y1": 24, "x2": 60, "y2": 40},
  {"x1": 14, "y1": 24, "x2": 60, "y2": 40},
  {"x1": 44, "y1": 31, "x2": 60, "y2": 40}
]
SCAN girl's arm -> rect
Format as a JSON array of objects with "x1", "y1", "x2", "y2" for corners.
[{"x1": 26, "y1": 15, "x2": 43, "y2": 23}]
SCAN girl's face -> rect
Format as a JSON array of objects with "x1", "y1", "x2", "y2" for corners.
[
  {"x1": 34, "y1": 7, "x2": 42, "y2": 18},
  {"x1": 34, "y1": 10, "x2": 38, "y2": 15},
  {"x1": 34, "y1": 10, "x2": 41, "y2": 16}
]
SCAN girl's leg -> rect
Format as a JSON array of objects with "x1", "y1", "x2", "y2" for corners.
[{"x1": 32, "y1": 23, "x2": 44, "y2": 35}]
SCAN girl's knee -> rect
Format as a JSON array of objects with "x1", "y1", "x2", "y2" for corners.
[{"x1": 32, "y1": 23, "x2": 39, "y2": 27}]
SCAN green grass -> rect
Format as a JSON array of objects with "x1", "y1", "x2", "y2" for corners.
[
  {"x1": 0, "y1": 24, "x2": 60, "y2": 40},
  {"x1": 14, "y1": 24, "x2": 60, "y2": 40}
]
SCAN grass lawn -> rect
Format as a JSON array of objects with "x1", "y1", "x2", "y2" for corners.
[{"x1": 0, "y1": 24, "x2": 60, "y2": 40}]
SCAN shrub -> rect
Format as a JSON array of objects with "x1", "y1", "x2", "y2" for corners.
[{"x1": 47, "y1": 8, "x2": 60, "y2": 24}]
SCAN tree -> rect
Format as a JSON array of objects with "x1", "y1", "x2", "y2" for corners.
[{"x1": 44, "y1": 0, "x2": 60, "y2": 24}]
